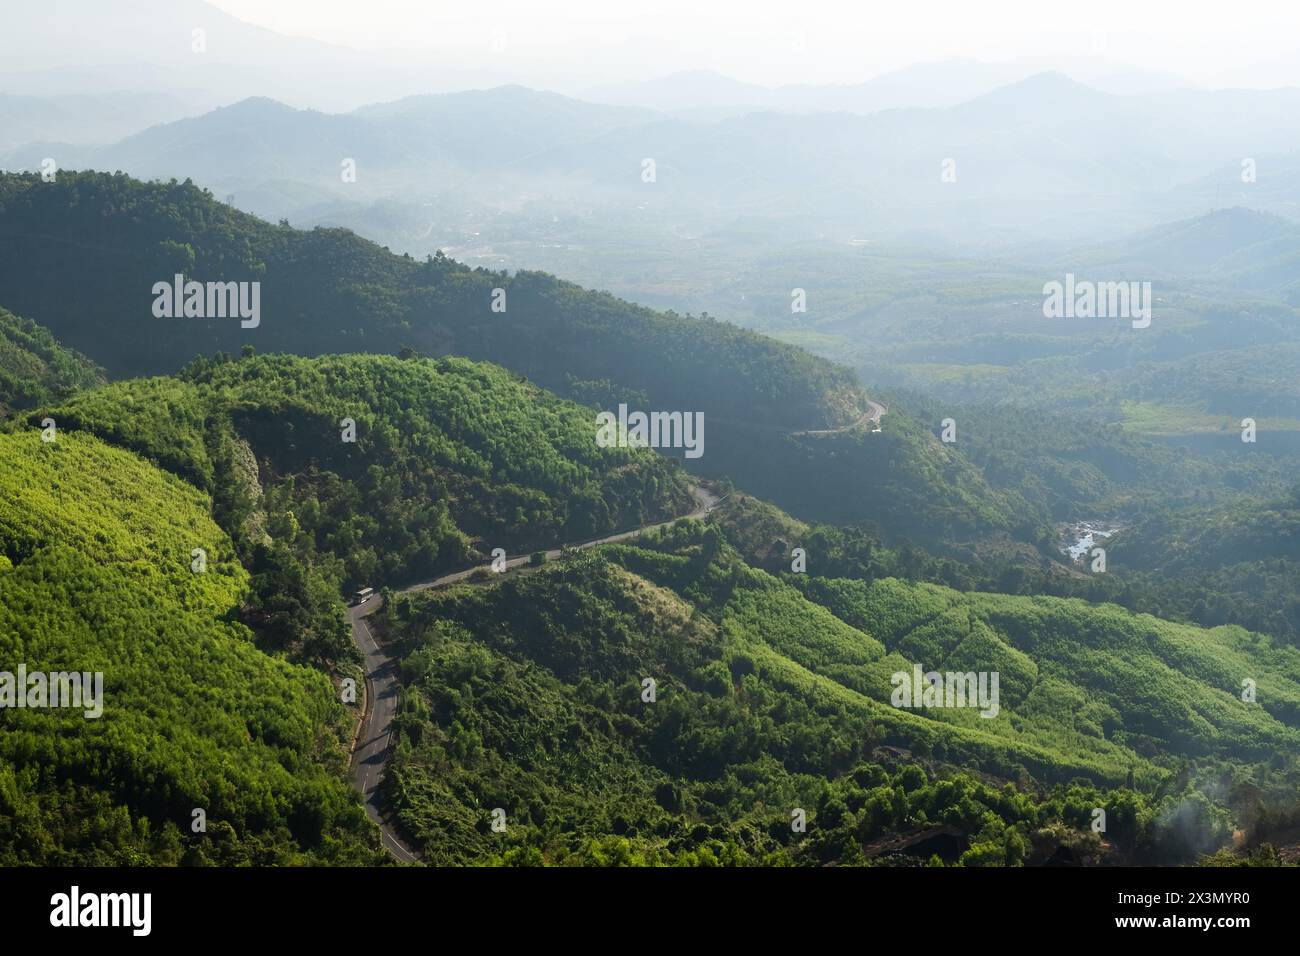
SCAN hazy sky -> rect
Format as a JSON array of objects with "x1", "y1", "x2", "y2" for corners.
[{"x1": 207, "y1": 0, "x2": 1300, "y2": 88}]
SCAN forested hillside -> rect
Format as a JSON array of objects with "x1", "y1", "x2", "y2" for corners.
[
  {"x1": 0, "y1": 171, "x2": 862, "y2": 430},
  {"x1": 34, "y1": 350, "x2": 693, "y2": 663},
  {"x1": 0, "y1": 343, "x2": 697, "y2": 863},
  {"x1": 0, "y1": 290, "x2": 1293, "y2": 868},
  {"x1": 5, "y1": 0, "x2": 1300, "y2": 886},
  {"x1": 1106, "y1": 485, "x2": 1300, "y2": 644},
  {"x1": 375, "y1": 524, "x2": 1300, "y2": 865},
  {"x1": 0, "y1": 173, "x2": 1292, "y2": 869},
  {"x1": 0, "y1": 171, "x2": 1056, "y2": 552},
  {"x1": 0, "y1": 306, "x2": 101, "y2": 415},
  {"x1": 0, "y1": 429, "x2": 382, "y2": 864}
]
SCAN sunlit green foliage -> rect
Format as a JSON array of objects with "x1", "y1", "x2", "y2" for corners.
[
  {"x1": 0, "y1": 430, "x2": 381, "y2": 864},
  {"x1": 0, "y1": 171, "x2": 1062, "y2": 550},
  {"x1": 380, "y1": 539, "x2": 1298, "y2": 865},
  {"x1": 38, "y1": 351, "x2": 693, "y2": 662}
]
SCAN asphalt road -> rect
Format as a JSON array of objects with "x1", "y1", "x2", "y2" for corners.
[
  {"x1": 791, "y1": 399, "x2": 887, "y2": 437},
  {"x1": 346, "y1": 482, "x2": 722, "y2": 862},
  {"x1": 347, "y1": 601, "x2": 421, "y2": 863}
]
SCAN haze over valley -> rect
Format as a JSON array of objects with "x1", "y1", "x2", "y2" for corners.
[{"x1": 1, "y1": 0, "x2": 1298, "y2": 892}]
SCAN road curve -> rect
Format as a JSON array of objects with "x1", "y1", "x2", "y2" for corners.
[
  {"x1": 790, "y1": 399, "x2": 887, "y2": 437},
  {"x1": 346, "y1": 483, "x2": 722, "y2": 862},
  {"x1": 347, "y1": 601, "x2": 422, "y2": 863}
]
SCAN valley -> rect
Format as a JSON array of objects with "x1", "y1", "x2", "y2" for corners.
[{"x1": 1, "y1": 5, "x2": 1298, "y2": 878}]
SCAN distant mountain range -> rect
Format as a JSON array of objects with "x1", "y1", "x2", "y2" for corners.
[
  {"x1": 5, "y1": 0, "x2": 1300, "y2": 252},
  {"x1": 10, "y1": 74, "x2": 1300, "y2": 252},
  {"x1": 580, "y1": 61, "x2": 1187, "y2": 114}
]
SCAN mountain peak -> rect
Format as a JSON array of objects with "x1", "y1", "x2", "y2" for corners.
[
  {"x1": 217, "y1": 96, "x2": 297, "y2": 117},
  {"x1": 959, "y1": 70, "x2": 1107, "y2": 111}
]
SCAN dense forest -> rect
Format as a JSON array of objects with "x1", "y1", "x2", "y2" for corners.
[
  {"x1": 1107, "y1": 486, "x2": 1300, "y2": 645},
  {"x1": 32, "y1": 350, "x2": 693, "y2": 665},
  {"x1": 0, "y1": 339, "x2": 699, "y2": 863},
  {"x1": 0, "y1": 172, "x2": 1061, "y2": 552},
  {"x1": 0, "y1": 306, "x2": 102, "y2": 415},
  {"x1": 0, "y1": 171, "x2": 863, "y2": 430},
  {"x1": 373, "y1": 520, "x2": 1300, "y2": 865},
  {"x1": 711, "y1": 485, "x2": 1300, "y2": 661},
  {"x1": 0, "y1": 429, "x2": 382, "y2": 864},
  {"x1": 0, "y1": 175, "x2": 1295, "y2": 867}
]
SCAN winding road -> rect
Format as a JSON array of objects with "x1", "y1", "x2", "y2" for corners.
[
  {"x1": 347, "y1": 483, "x2": 722, "y2": 862},
  {"x1": 344, "y1": 395, "x2": 887, "y2": 861},
  {"x1": 790, "y1": 399, "x2": 887, "y2": 437},
  {"x1": 708, "y1": 398, "x2": 887, "y2": 439}
]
